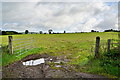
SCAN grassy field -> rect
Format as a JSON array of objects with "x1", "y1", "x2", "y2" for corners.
[{"x1": 0, "y1": 32, "x2": 119, "y2": 78}]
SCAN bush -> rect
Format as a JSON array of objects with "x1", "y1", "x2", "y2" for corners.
[
  {"x1": 0, "y1": 45, "x2": 9, "y2": 54},
  {"x1": 100, "y1": 48, "x2": 120, "y2": 77}
]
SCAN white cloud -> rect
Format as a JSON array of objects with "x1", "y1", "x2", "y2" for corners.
[
  {"x1": 0, "y1": 2, "x2": 2, "y2": 30},
  {"x1": 2, "y1": 0, "x2": 119, "y2": 2},
  {"x1": 2, "y1": 2, "x2": 118, "y2": 32}
]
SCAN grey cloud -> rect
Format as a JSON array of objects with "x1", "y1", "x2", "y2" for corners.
[
  {"x1": 94, "y1": 3, "x2": 118, "y2": 31},
  {"x1": 2, "y1": 0, "x2": 119, "y2": 2},
  {"x1": 0, "y1": 2, "x2": 2, "y2": 30},
  {"x1": 95, "y1": 15, "x2": 117, "y2": 30},
  {"x1": 2, "y1": 2, "x2": 118, "y2": 32}
]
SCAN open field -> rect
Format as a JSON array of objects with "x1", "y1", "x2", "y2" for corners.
[
  {"x1": 1, "y1": 32, "x2": 118, "y2": 65},
  {"x1": 1, "y1": 32, "x2": 119, "y2": 78},
  {"x1": 1, "y1": 32, "x2": 118, "y2": 46}
]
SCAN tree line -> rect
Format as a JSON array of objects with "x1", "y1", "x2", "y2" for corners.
[
  {"x1": 91, "y1": 29, "x2": 120, "y2": 32},
  {"x1": 0, "y1": 30, "x2": 22, "y2": 35},
  {"x1": 104, "y1": 29, "x2": 120, "y2": 32},
  {"x1": 0, "y1": 29, "x2": 119, "y2": 35}
]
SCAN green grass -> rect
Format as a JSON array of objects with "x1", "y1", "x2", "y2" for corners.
[
  {"x1": 2, "y1": 48, "x2": 44, "y2": 66},
  {"x1": 0, "y1": 32, "x2": 119, "y2": 77},
  {"x1": 100, "y1": 49, "x2": 120, "y2": 77}
]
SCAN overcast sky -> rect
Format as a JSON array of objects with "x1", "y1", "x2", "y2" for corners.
[{"x1": 0, "y1": 1, "x2": 119, "y2": 32}]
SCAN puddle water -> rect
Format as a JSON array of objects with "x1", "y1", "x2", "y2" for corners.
[
  {"x1": 55, "y1": 65, "x2": 61, "y2": 67},
  {"x1": 22, "y1": 57, "x2": 69, "y2": 66},
  {"x1": 23, "y1": 58, "x2": 45, "y2": 66},
  {"x1": 54, "y1": 60, "x2": 61, "y2": 64}
]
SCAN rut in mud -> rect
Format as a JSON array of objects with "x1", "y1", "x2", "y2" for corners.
[{"x1": 2, "y1": 53, "x2": 106, "y2": 78}]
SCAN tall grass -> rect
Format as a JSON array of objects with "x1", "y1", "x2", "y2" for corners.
[{"x1": 100, "y1": 48, "x2": 119, "y2": 77}]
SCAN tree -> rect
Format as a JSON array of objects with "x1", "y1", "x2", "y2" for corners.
[
  {"x1": 48, "y1": 29, "x2": 53, "y2": 34},
  {"x1": 64, "y1": 31, "x2": 66, "y2": 33},
  {"x1": 0, "y1": 30, "x2": 2, "y2": 35},
  {"x1": 2, "y1": 31, "x2": 6, "y2": 35},
  {"x1": 104, "y1": 29, "x2": 119, "y2": 32},
  {"x1": 25, "y1": 30, "x2": 29, "y2": 34},
  {"x1": 39, "y1": 31, "x2": 43, "y2": 34},
  {"x1": 91, "y1": 30, "x2": 96, "y2": 32}
]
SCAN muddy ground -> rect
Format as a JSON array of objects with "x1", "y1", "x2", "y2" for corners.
[{"x1": 2, "y1": 53, "x2": 107, "y2": 78}]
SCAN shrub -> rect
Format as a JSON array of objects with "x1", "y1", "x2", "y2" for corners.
[
  {"x1": 100, "y1": 48, "x2": 120, "y2": 77},
  {"x1": 0, "y1": 45, "x2": 9, "y2": 54}
]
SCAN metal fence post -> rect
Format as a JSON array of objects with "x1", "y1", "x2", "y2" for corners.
[
  {"x1": 95, "y1": 36, "x2": 100, "y2": 58},
  {"x1": 8, "y1": 36, "x2": 13, "y2": 54},
  {"x1": 107, "y1": 39, "x2": 111, "y2": 53}
]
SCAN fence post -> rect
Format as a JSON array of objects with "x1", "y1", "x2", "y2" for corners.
[
  {"x1": 8, "y1": 36, "x2": 13, "y2": 54},
  {"x1": 95, "y1": 36, "x2": 100, "y2": 58},
  {"x1": 107, "y1": 39, "x2": 111, "y2": 53},
  {"x1": 118, "y1": 40, "x2": 120, "y2": 51}
]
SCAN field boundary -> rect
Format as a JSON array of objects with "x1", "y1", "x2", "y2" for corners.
[
  {"x1": 94, "y1": 36, "x2": 120, "y2": 58},
  {"x1": 8, "y1": 36, "x2": 34, "y2": 55},
  {"x1": 4, "y1": 36, "x2": 120, "y2": 58}
]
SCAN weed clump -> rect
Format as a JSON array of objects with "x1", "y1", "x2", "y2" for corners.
[
  {"x1": 100, "y1": 48, "x2": 120, "y2": 77},
  {"x1": 0, "y1": 45, "x2": 9, "y2": 54}
]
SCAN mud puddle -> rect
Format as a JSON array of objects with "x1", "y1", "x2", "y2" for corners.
[
  {"x1": 22, "y1": 55, "x2": 67, "y2": 67},
  {"x1": 2, "y1": 53, "x2": 107, "y2": 78},
  {"x1": 22, "y1": 58, "x2": 45, "y2": 66}
]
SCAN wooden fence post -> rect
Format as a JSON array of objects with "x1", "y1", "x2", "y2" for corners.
[
  {"x1": 8, "y1": 36, "x2": 13, "y2": 54},
  {"x1": 95, "y1": 36, "x2": 100, "y2": 58},
  {"x1": 107, "y1": 39, "x2": 111, "y2": 53},
  {"x1": 118, "y1": 40, "x2": 120, "y2": 51}
]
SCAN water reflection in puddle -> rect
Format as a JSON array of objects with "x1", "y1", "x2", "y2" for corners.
[
  {"x1": 23, "y1": 58, "x2": 45, "y2": 66},
  {"x1": 55, "y1": 65, "x2": 61, "y2": 67},
  {"x1": 22, "y1": 57, "x2": 69, "y2": 66},
  {"x1": 54, "y1": 60, "x2": 61, "y2": 64}
]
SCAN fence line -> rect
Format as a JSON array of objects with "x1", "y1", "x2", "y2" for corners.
[
  {"x1": 94, "y1": 37, "x2": 120, "y2": 58},
  {"x1": 13, "y1": 42, "x2": 33, "y2": 49},
  {"x1": 7, "y1": 36, "x2": 119, "y2": 58},
  {"x1": 13, "y1": 40, "x2": 32, "y2": 45},
  {"x1": 8, "y1": 36, "x2": 34, "y2": 54},
  {"x1": 12, "y1": 37, "x2": 33, "y2": 41}
]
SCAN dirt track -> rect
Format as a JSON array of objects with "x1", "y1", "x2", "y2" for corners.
[{"x1": 2, "y1": 53, "x2": 107, "y2": 78}]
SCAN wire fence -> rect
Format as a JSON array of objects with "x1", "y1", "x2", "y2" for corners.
[
  {"x1": 111, "y1": 39, "x2": 120, "y2": 51},
  {"x1": 91, "y1": 38, "x2": 120, "y2": 54}
]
